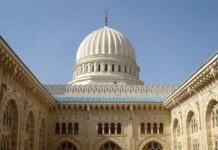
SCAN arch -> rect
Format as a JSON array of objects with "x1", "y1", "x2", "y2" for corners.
[
  {"x1": 173, "y1": 118, "x2": 181, "y2": 150},
  {"x1": 142, "y1": 141, "x2": 163, "y2": 150},
  {"x1": 1, "y1": 99, "x2": 18, "y2": 150},
  {"x1": 56, "y1": 141, "x2": 77, "y2": 150},
  {"x1": 95, "y1": 138, "x2": 124, "y2": 150},
  {"x1": 205, "y1": 99, "x2": 218, "y2": 150},
  {"x1": 99, "y1": 141, "x2": 121, "y2": 150},
  {"x1": 186, "y1": 111, "x2": 194, "y2": 150},
  {"x1": 137, "y1": 137, "x2": 170, "y2": 150},
  {"x1": 186, "y1": 110, "x2": 199, "y2": 150},
  {"x1": 52, "y1": 138, "x2": 81, "y2": 150}
]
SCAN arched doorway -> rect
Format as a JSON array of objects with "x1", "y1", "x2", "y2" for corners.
[
  {"x1": 57, "y1": 141, "x2": 77, "y2": 150},
  {"x1": 142, "y1": 141, "x2": 163, "y2": 150},
  {"x1": 99, "y1": 141, "x2": 121, "y2": 150},
  {"x1": 206, "y1": 100, "x2": 218, "y2": 150},
  {"x1": 1, "y1": 100, "x2": 18, "y2": 150}
]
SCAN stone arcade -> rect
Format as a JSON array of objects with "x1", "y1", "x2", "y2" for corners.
[{"x1": 0, "y1": 25, "x2": 218, "y2": 150}]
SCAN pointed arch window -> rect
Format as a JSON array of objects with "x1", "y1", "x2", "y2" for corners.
[
  {"x1": 147, "y1": 123, "x2": 151, "y2": 134},
  {"x1": 62, "y1": 123, "x2": 66, "y2": 134},
  {"x1": 111, "y1": 123, "x2": 115, "y2": 134},
  {"x1": 140, "y1": 123, "x2": 145, "y2": 134},
  {"x1": 74, "y1": 123, "x2": 79, "y2": 135},
  {"x1": 118, "y1": 65, "x2": 121, "y2": 72},
  {"x1": 111, "y1": 64, "x2": 114, "y2": 72},
  {"x1": 68, "y1": 123, "x2": 73, "y2": 134},
  {"x1": 159, "y1": 123, "x2": 164, "y2": 134},
  {"x1": 153, "y1": 123, "x2": 157, "y2": 134},
  {"x1": 104, "y1": 123, "x2": 109, "y2": 134},
  {"x1": 117, "y1": 123, "x2": 121, "y2": 134},
  {"x1": 98, "y1": 64, "x2": 101, "y2": 72},
  {"x1": 55, "y1": 123, "x2": 60, "y2": 134},
  {"x1": 98, "y1": 123, "x2": 103, "y2": 135}
]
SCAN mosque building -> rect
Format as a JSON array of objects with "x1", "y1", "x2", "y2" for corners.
[{"x1": 0, "y1": 19, "x2": 218, "y2": 150}]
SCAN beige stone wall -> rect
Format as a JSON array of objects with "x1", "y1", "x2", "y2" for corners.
[
  {"x1": 0, "y1": 37, "x2": 55, "y2": 150},
  {"x1": 0, "y1": 69, "x2": 49, "y2": 150},
  {"x1": 170, "y1": 80, "x2": 218, "y2": 150},
  {"x1": 48, "y1": 105, "x2": 171, "y2": 150}
]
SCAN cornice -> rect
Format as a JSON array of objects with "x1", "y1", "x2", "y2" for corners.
[
  {"x1": 163, "y1": 52, "x2": 218, "y2": 109},
  {"x1": 45, "y1": 84, "x2": 178, "y2": 97},
  {"x1": 52, "y1": 102, "x2": 166, "y2": 111},
  {"x1": 0, "y1": 36, "x2": 56, "y2": 108}
]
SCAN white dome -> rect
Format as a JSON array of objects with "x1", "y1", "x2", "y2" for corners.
[
  {"x1": 70, "y1": 26, "x2": 143, "y2": 85},
  {"x1": 76, "y1": 26, "x2": 136, "y2": 61}
]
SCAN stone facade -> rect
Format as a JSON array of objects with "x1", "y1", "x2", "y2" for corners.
[{"x1": 0, "y1": 27, "x2": 218, "y2": 150}]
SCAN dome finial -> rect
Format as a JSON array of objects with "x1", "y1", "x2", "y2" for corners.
[{"x1": 105, "y1": 11, "x2": 108, "y2": 26}]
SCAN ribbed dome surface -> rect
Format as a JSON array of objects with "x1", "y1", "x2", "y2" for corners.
[{"x1": 76, "y1": 26, "x2": 136, "y2": 61}]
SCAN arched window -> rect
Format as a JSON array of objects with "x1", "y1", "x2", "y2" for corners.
[
  {"x1": 98, "y1": 123, "x2": 103, "y2": 135},
  {"x1": 191, "y1": 116, "x2": 198, "y2": 133},
  {"x1": 57, "y1": 141, "x2": 77, "y2": 150},
  {"x1": 147, "y1": 123, "x2": 151, "y2": 134},
  {"x1": 118, "y1": 65, "x2": 121, "y2": 72},
  {"x1": 159, "y1": 123, "x2": 164, "y2": 134},
  {"x1": 111, "y1": 64, "x2": 114, "y2": 72},
  {"x1": 187, "y1": 112, "x2": 199, "y2": 150},
  {"x1": 25, "y1": 112, "x2": 35, "y2": 150},
  {"x1": 129, "y1": 67, "x2": 132, "y2": 74},
  {"x1": 91, "y1": 65, "x2": 94, "y2": 72},
  {"x1": 99, "y1": 141, "x2": 121, "y2": 150},
  {"x1": 124, "y1": 66, "x2": 127, "y2": 73},
  {"x1": 68, "y1": 123, "x2": 73, "y2": 134},
  {"x1": 153, "y1": 123, "x2": 157, "y2": 134},
  {"x1": 111, "y1": 123, "x2": 115, "y2": 134},
  {"x1": 142, "y1": 141, "x2": 163, "y2": 150},
  {"x1": 55, "y1": 123, "x2": 60, "y2": 134},
  {"x1": 39, "y1": 119, "x2": 46, "y2": 150},
  {"x1": 209, "y1": 103, "x2": 218, "y2": 150},
  {"x1": 117, "y1": 123, "x2": 121, "y2": 134},
  {"x1": 85, "y1": 66, "x2": 88, "y2": 73},
  {"x1": 62, "y1": 123, "x2": 66, "y2": 134},
  {"x1": 140, "y1": 123, "x2": 145, "y2": 134},
  {"x1": 74, "y1": 123, "x2": 79, "y2": 135},
  {"x1": 98, "y1": 64, "x2": 101, "y2": 71},
  {"x1": 104, "y1": 123, "x2": 109, "y2": 134},
  {"x1": 1, "y1": 100, "x2": 18, "y2": 150},
  {"x1": 105, "y1": 64, "x2": 108, "y2": 71}
]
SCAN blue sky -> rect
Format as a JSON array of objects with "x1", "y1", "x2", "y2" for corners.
[{"x1": 0, "y1": 0, "x2": 218, "y2": 84}]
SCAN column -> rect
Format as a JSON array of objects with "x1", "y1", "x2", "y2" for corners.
[
  {"x1": 102, "y1": 125, "x2": 105, "y2": 135},
  {"x1": 109, "y1": 125, "x2": 111, "y2": 135}
]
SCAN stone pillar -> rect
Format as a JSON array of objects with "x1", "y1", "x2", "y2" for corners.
[
  {"x1": 101, "y1": 63, "x2": 104, "y2": 72},
  {"x1": 102, "y1": 125, "x2": 105, "y2": 135},
  {"x1": 94, "y1": 62, "x2": 97, "y2": 72},
  {"x1": 109, "y1": 125, "x2": 111, "y2": 135}
]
